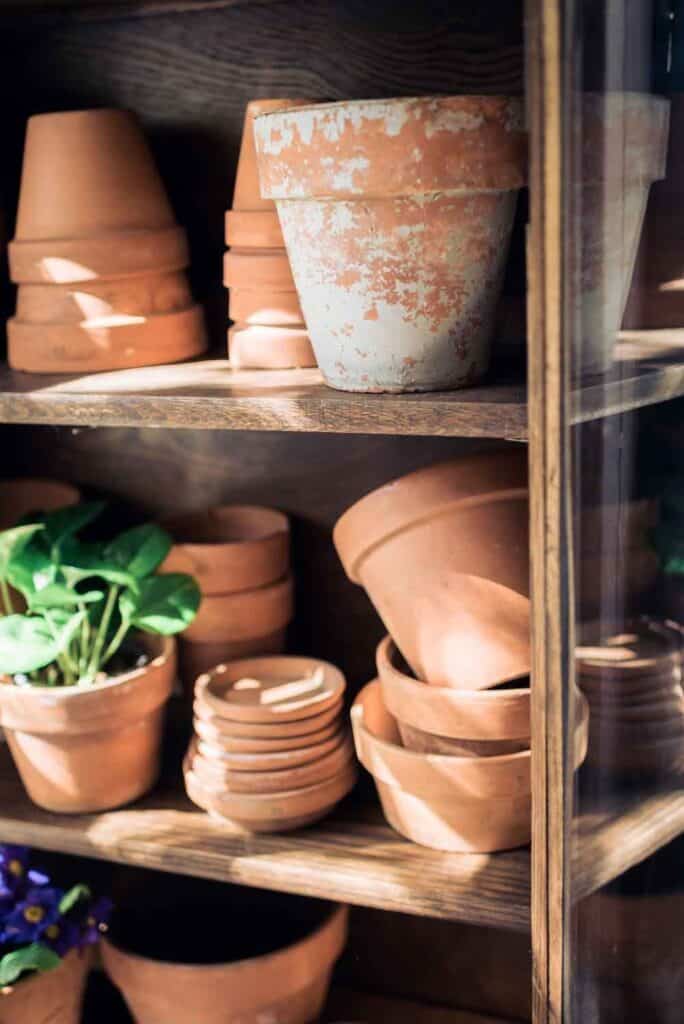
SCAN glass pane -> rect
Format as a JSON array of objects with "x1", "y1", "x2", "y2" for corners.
[{"x1": 570, "y1": 2, "x2": 684, "y2": 1021}]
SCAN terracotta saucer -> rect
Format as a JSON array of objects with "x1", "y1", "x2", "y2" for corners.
[
  {"x1": 195, "y1": 730, "x2": 346, "y2": 771},
  {"x1": 193, "y1": 696, "x2": 344, "y2": 738},
  {"x1": 193, "y1": 715, "x2": 341, "y2": 752}
]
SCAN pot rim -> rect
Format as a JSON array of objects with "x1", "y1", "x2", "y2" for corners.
[
  {"x1": 257, "y1": 93, "x2": 523, "y2": 118},
  {"x1": 162, "y1": 504, "x2": 289, "y2": 550}
]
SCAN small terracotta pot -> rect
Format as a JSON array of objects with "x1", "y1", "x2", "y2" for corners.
[
  {"x1": 179, "y1": 630, "x2": 286, "y2": 694},
  {"x1": 0, "y1": 635, "x2": 176, "y2": 813},
  {"x1": 396, "y1": 723, "x2": 529, "y2": 757},
  {"x1": 8, "y1": 305, "x2": 207, "y2": 375},
  {"x1": 193, "y1": 696, "x2": 343, "y2": 738},
  {"x1": 14, "y1": 109, "x2": 176, "y2": 245},
  {"x1": 334, "y1": 451, "x2": 530, "y2": 688},
  {"x1": 183, "y1": 574, "x2": 293, "y2": 644},
  {"x1": 193, "y1": 716, "x2": 342, "y2": 752},
  {"x1": 233, "y1": 99, "x2": 316, "y2": 214},
  {"x1": 223, "y1": 249, "x2": 297, "y2": 291},
  {"x1": 162, "y1": 505, "x2": 290, "y2": 596},
  {"x1": 186, "y1": 734, "x2": 353, "y2": 794},
  {"x1": 15, "y1": 271, "x2": 192, "y2": 323},
  {"x1": 184, "y1": 755, "x2": 357, "y2": 831},
  {"x1": 102, "y1": 902, "x2": 347, "y2": 1024},
  {"x1": 254, "y1": 96, "x2": 526, "y2": 393},
  {"x1": 0, "y1": 948, "x2": 92, "y2": 1024},
  {"x1": 195, "y1": 730, "x2": 346, "y2": 772},
  {"x1": 376, "y1": 635, "x2": 530, "y2": 743},
  {"x1": 0, "y1": 477, "x2": 80, "y2": 529},
  {"x1": 228, "y1": 324, "x2": 317, "y2": 369},
  {"x1": 9, "y1": 226, "x2": 189, "y2": 284},
  {"x1": 195, "y1": 655, "x2": 346, "y2": 723},
  {"x1": 225, "y1": 209, "x2": 285, "y2": 249},
  {"x1": 228, "y1": 287, "x2": 304, "y2": 327}
]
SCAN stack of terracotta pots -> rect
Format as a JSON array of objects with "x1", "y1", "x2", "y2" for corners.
[
  {"x1": 162, "y1": 506, "x2": 294, "y2": 688},
  {"x1": 224, "y1": 99, "x2": 316, "y2": 370},
  {"x1": 577, "y1": 617, "x2": 684, "y2": 780},
  {"x1": 183, "y1": 656, "x2": 357, "y2": 832},
  {"x1": 0, "y1": 477, "x2": 80, "y2": 529},
  {"x1": 7, "y1": 109, "x2": 206, "y2": 374},
  {"x1": 337, "y1": 451, "x2": 539, "y2": 852}
]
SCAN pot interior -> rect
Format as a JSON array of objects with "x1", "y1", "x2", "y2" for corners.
[{"x1": 164, "y1": 506, "x2": 286, "y2": 545}]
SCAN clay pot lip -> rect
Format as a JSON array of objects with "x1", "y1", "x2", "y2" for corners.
[
  {"x1": 260, "y1": 94, "x2": 520, "y2": 119},
  {"x1": 195, "y1": 730, "x2": 345, "y2": 768},
  {"x1": 162, "y1": 504, "x2": 289, "y2": 549},
  {"x1": 26, "y1": 106, "x2": 130, "y2": 128},
  {"x1": 193, "y1": 695, "x2": 343, "y2": 736},
  {"x1": 102, "y1": 902, "x2": 347, "y2": 972},
  {"x1": 334, "y1": 452, "x2": 528, "y2": 583}
]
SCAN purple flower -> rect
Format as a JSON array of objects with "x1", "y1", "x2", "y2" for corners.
[
  {"x1": 0, "y1": 887, "x2": 61, "y2": 945},
  {"x1": 43, "y1": 917, "x2": 80, "y2": 956},
  {"x1": 0, "y1": 846, "x2": 49, "y2": 905},
  {"x1": 79, "y1": 897, "x2": 113, "y2": 947}
]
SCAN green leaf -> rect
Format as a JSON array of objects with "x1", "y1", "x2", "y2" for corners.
[
  {"x1": 60, "y1": 542, "x2": 138, "y2": 593},
  {"x1": 43, "y1": 502, "x2": 105, "y2": 548},
  {"x1": 120, "y1": 574, "x2": 200, "y2": 635},
  {"x1": 0, "y1": 612, "x2": 84, "y2": 675},
  {"x1": 0, "y1": 944, "x2": 61, "y2": 986},
  {"x1": 27, "y1": 585, "x2": 103, "y2": 611},
  {"x1": 58, "y1": 883, "x2": 91, "y2": 915},
  {"x1": 0, "y1": 525, "x2": 45, "y2": 584},
  {"x1": 105, "y1": 524, "x2": 172, "y2": 580},
  {"x1": 7, "y1": 540, "x2": 56, "y2": 597}
]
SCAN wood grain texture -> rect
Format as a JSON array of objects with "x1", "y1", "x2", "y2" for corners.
[{"x1": 325, "y1": 989, "x2": 523, "y2": 1024}]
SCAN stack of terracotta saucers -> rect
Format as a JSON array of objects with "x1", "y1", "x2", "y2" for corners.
[
  {"x1": 224, "y1": 99, "x2": 317, "y2": 370},
  {"x1": 161, "y1": 506, "x2": 294, "y2": 691},
  {"x1": 184, "y1": 656, "x2": 357, "y2": 832},
  {"x1": 8, "y1": 109, "x2": 206, "y2": 374},
  {"x1": 577, "y1": 617, "x2": 684, "y2": 780}
]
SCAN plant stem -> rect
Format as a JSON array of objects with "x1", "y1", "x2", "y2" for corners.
[
  {"x1": 100, "y1": 618, "x2": 130, "y2": 670},
  {"x1": 86, "y1": 585, "x2": 119, "y2": 681},
  {"x1": 0, "y1": 580, "x2": 13, "y2": 617},
  {"x1": 77, "y1": 602, "x2": 91, "y2": 676}
]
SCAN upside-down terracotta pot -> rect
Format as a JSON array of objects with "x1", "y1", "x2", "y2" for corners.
[
  {"x1": 162, "y1": 505, "x2": 290, "y2": 595},
  {"x1": 102, "y1": 900, "x2": 347, "y2": 1024},
  {"x1": 0, "y1": 477, "x2": 80, "y2": 529},
  {"x1": 183, "y1": 574, "x2": 293, "y2": 644},
  {"x1": 179, "y1": 629, "x2": 286, "y2": 696},
  {"x1": 223, "y1": 249, "x2": 297, "y2": 292},
  {"x1": 229, "y1": 286, "x2": 304, "y2": 327},
  {"x1": 0, "y1": 948, "x2": 92, "y2": 1024},
  {"x1": 577, "y1": 93, "x2": 670, "y2": 376},
  {"x1": 0, "y1": 635, "x2": 176, "y2": 813},
  {"x1": 228, "y1": 324, "x2": 317, "y2": 368},
  {"x1": 14, "y1": 271, "x2": 192, "y2": 323},
  {"x1": 334, "y1": 451, "x2": 530, "y2": 688},
  {"x1": 225, "y1": 210, "x2": 285, "y2": 249},
  {"x1": 254, "y1": 96, "x2": 526, "y2": 393}
]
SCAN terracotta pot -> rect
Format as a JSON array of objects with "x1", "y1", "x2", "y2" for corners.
[
  {"x1": 334, "y1": 451, "x2": 530, "y2": 688},
  {"x1": 577, "y1": 93, "x2": 670, "y2": 376},
  {"x1": 0, "y1": 949, "x2": 92, "y2": 1024},
  {"x1": 162, "y1": 505, "x2": 290, "y2": 596},
  {"x1": 395, "y1": 723, "x2": 528, "y2": 757},
  {"x1": 193, "y1": 716, "x2": 342, "y2": 752},
  {"x1": 8, "y1": 305, "x2": 207, "y2": 375},
  {"x1": 14, "y1": 109, "x2": 176, "y2": 245},
  {"x1": 0, "y1": 635, "x2": 175, "y2": 813},
  {"x1": 0, "y1": 477, "x2": 80, "y2": 529},
  {"x1": 179, "y1": 630, "x2": 286, "y2": 693},
  {"x1": 186, "y1": 734, "x2": 353, "y2": 794},
  {"x1": 376, "y1": 634, "x2": 530, "y2": 742},
  {"x1": 223, "y1": 249, "x2": 297, "y2": 291},
  {"x1": 183, "y1": 574, "x2": 293, "y2": 644},
  {"x1": 193, "y1": 695, "x2": 343, "y2": 738},
  {"x1": 195, "y1": 730, "x2": 346, "y2": 772},
  {"x1": 15, "y1": 271, "x2": 192, "y2": 323},
  {"x1": 102, "y1": 902, "x2": 346, "y2": 1024},
  {"x1": 195, "y1": 655, "x2": 346, "y2": 723},
  {"x1": 184, "y1": 754, "x2": 357, "y2": 831},
  {"x1": 228, "y1": 324, "x2": 316, "y2": 369},
  {"x1": 233, "y1": 99, "x2": 315, "y2": 215},
  {"x1": 9, "y1": 226, "x2": 189, "y2": 284},
  {"x1": 254, "y1": 96, "x2": 526, "y2": 393},
  {"x1": 225, "y1": 209, "x2": 285, "y2": 249},
  {"x1": 228, "y1": 286, "x2": 304, "y2": 327}
]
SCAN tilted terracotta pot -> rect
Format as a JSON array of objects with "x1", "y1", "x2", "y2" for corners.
[
  {"x1": 225, "y1": 209, "x2": 285, "y2": 249},
  {"x1": 102, "y1": 902, "x2": 347, "y2": 1024},
  {"x1": 334, "y1": 451, "x2": 530, "y2": 688},
  {"x1": 229, "y1": 286, "x2": 304, "y2": 327},
  {"x1": 15, "y1": 271, "x2": 192, "y2": 323},
  {"x1": 0, "y1": 635, "x2": 176, "y2": 813},
  {"x1": 228, "y1": 324, "x2": 316, "y2": 369},
  {"x1": 162, "y1": 505, "x2": 290, "y2": 595},
  {"x1": 0, "y1": 477, "x2": 80, "y2": 529},
  {"x1": 577, "y1": 93, "x2": 670, "y2": 376},
  {"x1": 254, "y1": 96, "x2": 526, "y2": 393},
  {"x1": 0, "y1": 948, "x2": 92, "y2": 1024},
  {"x1": 179, "y1": 629, "x2": 286, "y2": 695},
  {"x1": 183, "y1": 574, "x2": 293, "y2": 644},
  {"x1": 223, "y1": 249, "x2": 297, "y2": 291}
]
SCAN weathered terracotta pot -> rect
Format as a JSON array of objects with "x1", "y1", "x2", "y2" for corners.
[
  {"x1": 195, "y1": 730, "x2": 345, "y2": 772},
  {"x1": 179, "y1": 630, "x2": 286, "y2": 694},
  {"x1": 334, "y1": 451, "x2": 530, "y2": 688},
  {"x1": 228, "y1": 286, "x2": 304, "y2": 327},
  {"x1": 194, "y1": 696, "x2": 343, "y2": 738},
  {"x1": 15, "y1": 271, "x2": 192, "y2": 323},
  {"x1": 233, "y1": 99, "x2": 315, "y2": 215},
  {"x1": 183, "y1": 574, "x2": 293, "y2": 644},
  {"x1": 0, "y1": 635, "x2": 176, "y2": 813},
  {"x1": 8, "y1": 305, "x2": 206, "y2": 374},
  {"x1": 0, "y1": 477, "x2": 80, "y2": 529},
  {"x1": 376, "y1": 635, "x2": 530, "y2": 751},
  {"x1": 162, "y1": 505, "x2": 290, "y2": 596},
  {"x1": 195, "y1": 655, "x2": 346, "y2": 723},
  {"x1": 102, "y1": 902, "x2": 347, "y2": 1024},
  {"x1": 223, "y1": 249, "x2": 297, "y2": 291},
  {"x1": 577, "y1": 93, "x2": 670, "y2": 376},
  {"x1": 193, "y1": 716, "x2": 341, "y2": 753},
  {"x1": 228, "y1": 324, "x2": 316, "y2": 369},
  {"x1": 254, "y1": 96, "x2": 526, "y2": 392},
  {"x1": 0, "y1": 949, "x2": 92, "y2": 1024},
  {"x1": 225, "y1": 210, "x2": 285, "y2": 249}
]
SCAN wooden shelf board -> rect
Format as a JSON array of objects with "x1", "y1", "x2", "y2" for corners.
[{"x1": 324, "y1": 988, "x2": 522, "y2": 1024}]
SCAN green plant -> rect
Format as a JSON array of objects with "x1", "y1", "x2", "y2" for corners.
[{"x1": 0, "y1": 503, "x2": 199, "y2": 686}]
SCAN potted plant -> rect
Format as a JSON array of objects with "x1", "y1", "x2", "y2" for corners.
[
  {"x1": 0, "y1": 843, "x2": 111, "y2": 1024},
  {"x1": 0, "y1": 502, "x2": 200, "y2": 812}
]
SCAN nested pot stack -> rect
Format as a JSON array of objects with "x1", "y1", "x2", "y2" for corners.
[
  {"x1": 7, "y1": 109, "x2": 206, "y2": 374},
  {"x1": 161, "y1": 505, "x2": 294, "y2": 688},
  {"x1": 225, "y1": 99, "x2": 317, "y2": 370},
  {"x1": 184, "y1": 655, "x2": 356, "y2": 832}
]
